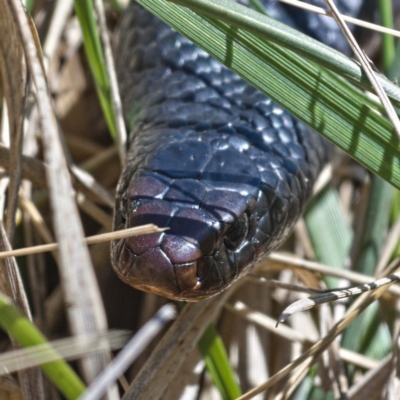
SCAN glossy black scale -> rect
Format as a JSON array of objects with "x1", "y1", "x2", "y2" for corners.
[{"x1": 111, "y1": 0, "x2": 365, "y2": 300}]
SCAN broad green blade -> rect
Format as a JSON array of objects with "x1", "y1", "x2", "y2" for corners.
[
  {"x1": 0, "y1": 293, "x2": 86, "y2": 399},
  {"x1": 305, "y1": 187, "x2": 353, "y2": 288},
  {"x1": 341, "y1": 0, "x2": 395, "y2": 370},
  {"x1": 198, "y1": 325, "x2": 242, "y2": 399},
  {"x1": 169, "y1": 0, "x2": 400, "y2": 108},
  {"x1": 138, "y1": 0, "x2": 400, "y2": 191}
]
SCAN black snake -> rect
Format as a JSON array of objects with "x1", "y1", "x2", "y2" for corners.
[{"x1": 111, "y1": 0, "x2": 366, "y2": 301}]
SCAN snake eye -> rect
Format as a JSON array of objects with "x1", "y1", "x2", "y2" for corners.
[{"x1": 224, "y1": 213, "x2": 249, "y2": 250}]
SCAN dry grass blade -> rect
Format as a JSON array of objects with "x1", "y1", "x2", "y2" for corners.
[
  {"x1": 280, "y1": 0, "x2": 400, "y2": 38},
  {"x1": 324, "y1": 0, "x2": 400, "y2": 139},
  {"x1": 18, "y1": 190, "x2": 59, "y2": 263},
  {"x1": 0, "y1": 3, "x2": 44, "y2": 397},
  {"x1": 0, "y1": 144, "x2": 114, "y2": 208},
  {"x1": 122, "y1": 284, "x2": 241, "y2": 400},
  {"x1": 41, "y1": 0, "x2": 74, "y2": 67},
  {"x1": 0, "y1": 331, "x2": 129, "y2": 376},
  {"x1": 0, "y1": 6, "x2": 29, "y2": 315},
  {"x1": 387, "y1": 322, "x2": 400, "y2": 398},
  {"x1": 76, "y1": 192, "x2": 113, "y2": 229},
  {"x1": 237, "y1": 270, "x2": 399, "y2": 399},
  {"x1": 93, "y1": 0, "x2": 127, "y2": 164},
  {"x1": 278, "y1": 246, "x2": 400, "y2": 322},
  {"x1": 0, "y1": 225, "x2": 164, "y2": 259},
  {"x1": 70, "y1": 164, "x2": 115, "y2": 208},
  {"x1": 347, "y1": 354, "x2": 392, "y2": 399},
  {"x1": 266, "y1": 253, "x2": 400, "y2": 296},
  {"x1": 0, "y1": 144, "x2": 47, "y2": 187},
  {"x1": 0, "y1": 221, "x2": 45, "y2": 398},
  {"x1": 5, "y1": 0, "x2": 117, "y2": 392},
  {"x1": 0, "y1": 0, "x2": 25, "y2": 240},
  {"x1": 80, "y1": 305, "x2": 177, "y2": 400},
  {"x1": 225, "y1": 301, "x2": 378, "y2": 370},
  {"x1": 245, "y1": 275, "x2": 325, "y2": 294},
  {"x1": 376, "y1": 214, "x2": 400, "y2": 274},
  {"x1": 79, "y1": 145, "x2": 118, "y2": 172},
  {"x1": 278, "y1": 269, "x2": 400, "y2": 324}
]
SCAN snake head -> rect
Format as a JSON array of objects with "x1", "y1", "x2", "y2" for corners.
[{"x1": 111, "y1": 137, "x2": 276, "y2": 301}]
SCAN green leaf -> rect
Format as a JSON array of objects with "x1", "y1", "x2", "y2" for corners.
[
  {"x1": 168, "y1": 0, "x2": 400, "y2": 108},
  {"x1": 304, "y1": 187, "x2": 352, "y2": 288},
  {"x1": 198, "y1": 324, "x2": 242, "y2": 399},
  {"x1": 0, "y1": 292, "x2": 86, "y2": 399},
  {"x1": 137, "y1": 0, "x2": 400, "y2": 191},
  {"x1": 74, "y1": 0, "x2": 116, "y2": 138}
]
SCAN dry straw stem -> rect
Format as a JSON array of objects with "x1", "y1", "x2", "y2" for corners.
[
  {"x1": 93, "y1": 0, "x2": 127, "y2": 164},
  {"x1": 277, "y1": 265, "x2": 400, "y2": 322},
  {"x1": 4, "y1": 0, "x2": 117, "y2": 390},
  {"x1": 75, "y1": 192, "x2": 113, "y2": 230},
  {"x1": 265, "y1": 253, "x2": 400, "y2": 297},
  {"x1": 237, "y1": 260, "x2": 400, "y2": 399},
  {"x1": 0, "y1": 224, "x2": 164, "y2": 259},
  {"x1": 280, "y1": 0, "x2": 400, "y2": 38},
  {"x1": 0, "y1": 144, "x2": 115, "y2": 207},
  {"x1": 0, "y1": 0, "x2": 26, "y2": 242},
  {"x1": 0, "y1": 3, "x2": 44, "y2": 397},
  {"x1": 70, "y1": 163, "x2": 115, "y2": 208},
  {"x1": 41, "y1": 0, "x2": 74, "y2": 68},
  {"x1": 79, "y1": 145, "x2": 118, "y2": 172},
  {"x1": 376, "y1": 215, "x2": 400, "y2": 274},
  {"x1": 0, "y1": 331, "x2": 129, "y2": 376},
  {"x1": 245, "y1": 275, "x2": 326, "y2": 294},
  {"x1": 121, "y1": 282, "x2": 243, "y2": 400},
  {"x1": 324, "y1": 0, "x2": 400, "y2": 140},
  {"x1": 80, "y1": 305, "x2": 177, "y2": 400},
  {"x1": 18, "y1": 190, "x2": 60, "y2": 263},
  {"x1": 225, "y1": 301, "x2": 379, "y2": 370},
  {"x1": 347, "y1": 354, "x2": 393, "y2": 398}
]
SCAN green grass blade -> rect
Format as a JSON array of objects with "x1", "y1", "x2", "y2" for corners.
[
  {"x1": 354, "y1": 178, "x2": 394, "y2": 276},
  {"x1": 0, "y1": 292, "x2": 86, "y2": 399},
  {"x1": 138, "y1": 0, "x2": 400, "y2": 191},
  {"x1": 74, "y1": 0, "x2": 116, "y2": 138},
  {"x1": 340, "y1": 176, "x2": 394, "y2": 371},
  {"x1": 302, "y1": 186, "x2": 352, "y2": 395},
  {"x1": 379, "y1": 0, "x2": 396, "y2": 71},
  {"x1": 304, "y1": 187, "x2": 353, "y2": 288},
  {"x1": 198, "y1": 324, "x2": 242, "y2": 399},
  {"x1": 248, "y1": 0, "x2": 267, "y2": 15},
  {"x1": 169, "y1": 0, "x2": 400, "y2": 109},
  {"x1": 341, "y1": 0, "x2": 395, "y2": 369}
]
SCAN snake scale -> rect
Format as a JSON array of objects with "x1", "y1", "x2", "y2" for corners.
[{"x1": 111, "y1": 0, "x2": 365, "y2": 301}]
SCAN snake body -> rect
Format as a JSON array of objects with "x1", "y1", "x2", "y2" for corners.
[{"x1": 111, "y1": 0, "x2": 365, "y2": 301}]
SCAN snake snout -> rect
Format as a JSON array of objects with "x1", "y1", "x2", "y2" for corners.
[
  {"x1": 111, "y1": 198, "x2": 236, "y2": 301},
  {"x1": 111, "y1": 169, "x2": 258, "y2": 300}
]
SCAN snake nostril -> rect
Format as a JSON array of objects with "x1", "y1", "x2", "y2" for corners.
[{"x1": 224, "y1": 213, "x2": 249, "y2": 251}]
